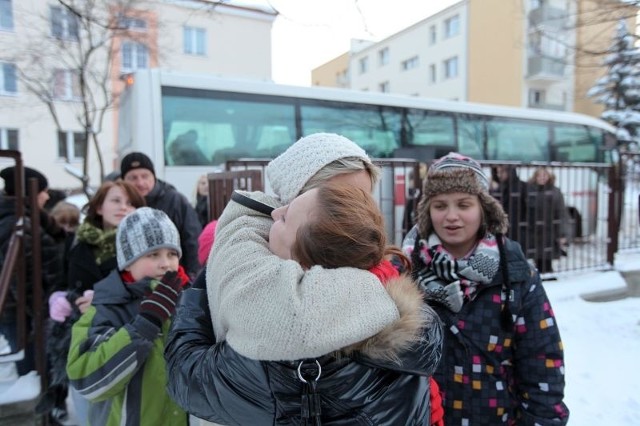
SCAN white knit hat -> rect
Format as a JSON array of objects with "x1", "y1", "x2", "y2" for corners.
[
  {"x1": 116, "y1": 207, "x2": 182, "y2": 270},
  {"x1": 266, "y1": 133, "x2": 370, "y2": 204}
]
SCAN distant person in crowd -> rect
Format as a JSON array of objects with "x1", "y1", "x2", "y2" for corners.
[
  {"x1": 45, "y1": 180, "x2": 145, "y2": 426},
  {"x1": 197, "y1": 219, "x2": 217, "y2": 268},
  {"x1": 402, "y1": 163, "x2": 427, "y2": 238},
  {"x1": 166, "y1": 133, "x2": 444, "y2": 425},
  {"x1": 402, "y1": 152, "x2": 569, "y2": 425},
  {"x1": 44, "y1": 189, "x2": 67, "y2": 212},
  {"x1": 526, "y1": 167, "x2": 570, "y2": 274},
  {"x1": 0, "y1": 166, "x2": 66, "y2": 376},
  {"x1": 490, "y1": 164, "x2": 528, "y2": 247},
  {"x1": 49, "y1": 201, "x2": 81, "y2": 233},
  {"x1": 120, "y1": 152, "x2": 202, "y2": 277},
  {"x1": 193, "y1": 174, "x2": 209, "y2": 227},
  {"x1": 169, "y1": 130, "x2": 209, "y2": 166},
  {"x1": 66, "y1": 207, "x2": 189, "y2": 426}
]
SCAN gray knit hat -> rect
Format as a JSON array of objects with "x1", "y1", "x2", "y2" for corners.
[
  {"x1": 266, "y1": 133, "x2": 371, "y2": 204},
  {"x1": 116, "y1": 207, "x2": 182, "y2": 270},
  {"x1": 417, "y1": 152, "x2": 508, "y2": 237}
]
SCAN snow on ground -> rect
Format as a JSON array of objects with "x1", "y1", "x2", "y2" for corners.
[{"x1": 543, "y1": 253, "x2": 640, "y2": 426}]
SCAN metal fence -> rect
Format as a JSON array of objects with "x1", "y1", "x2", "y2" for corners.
[{"x1": 225, "y1": 157, "x2": 639, "y2": 278}]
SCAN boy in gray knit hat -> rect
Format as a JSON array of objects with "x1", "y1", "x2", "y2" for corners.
[{"x1": 66, "y1": 207, "x2": 190, "y2": 426}]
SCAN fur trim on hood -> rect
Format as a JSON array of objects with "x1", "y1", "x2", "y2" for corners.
[{"x1": 342, "y1": 274, "x2": 437, "y2": 363}]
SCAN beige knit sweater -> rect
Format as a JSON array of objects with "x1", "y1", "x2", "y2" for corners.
[{"x1": 206, "y1": 191, "x2": 401, "y2": 361}]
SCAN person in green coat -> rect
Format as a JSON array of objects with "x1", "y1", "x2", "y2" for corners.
[{"x1": 66, "y1": 207, "x2": 190, "y2": 426}]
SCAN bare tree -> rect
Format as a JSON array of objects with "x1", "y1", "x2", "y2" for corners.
[{"x1": 9, "y1": 0, "x2": 156, "y2": 194}]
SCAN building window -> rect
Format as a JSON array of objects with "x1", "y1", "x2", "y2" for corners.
[
  {"x1": 50, "y1": 5, "x2": 79, "y2": 40},
  {"x1": 0, "y1": 0, "x2": 13, "y2": 31},
  {"x1": 359, "y1": 57, "x2": 369, "y2": 74},
  {"x1": 529, "y1": 88, "x2": 546, "y2": 106},
  {"x1": 57, "y1": 131, "x2": 86, "y2": 161},
  {"x1": 429, "y1": 64, "x2": 436, "y2": 83},
  {"x1": 444, "y1": 56, "x2": 458, "y2": 79},
  {"x1": 184, "y1": 26, "x2": 206, "y2": 56},
  {"x1": 118, "y1": 15, "x2": 147, "y2": 31},
  {"x1": 402, "y1": 56, "x2": 419, "y2": 71},
  {"x1": 429, "y1": 25, "x2": 436, "y2": 44},
  {"x1": 379, "y1": 81, "x2": 389, "y2": 93},
  {"x1": 121, "y1": 41, "x2": 148, "y2": 73},
  {"x1": 53, "y1": 69, "x2": 80, "y2": 101},
  {"x1": 378, "y1": 48, "x2": 389, "y2": 66},
  {"x1": 444, "y1": 15, "x2": 460, "y2": 39},
  {"x1": 0, "y1": 62, "x2": 17, "y2": 95},
  {"x1": 0, "y1": 128, "x2": 18, "y2": 150}
]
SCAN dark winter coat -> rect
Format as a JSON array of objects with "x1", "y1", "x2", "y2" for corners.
[
  {"x1": 145, "y1": 179, "x2": 202, "y2": 277},
  {"x1": 526, "y1": 183, "x2": 569, "y2": 261},
  {"x1": 490, "y1": 168, "x2": 528, "y2": 247},
  {"x1": 0, "y1": 195, "x2": 65, "y2": 318},
  {"x1": 66, "y1": 270, "x2": 188, "y2": 426},
  {"x1": 429, "y1": 238, "x2": 569, "y2": 426},
  {"x1": 67, "y1": 238, "x2": 117, "y2": 293},
  {"x1": 195, "y1": 193, "x2": 209, "y2": 227},
  {"x1": 165, "y1": 271, "x2": 444, "y2": 425}
]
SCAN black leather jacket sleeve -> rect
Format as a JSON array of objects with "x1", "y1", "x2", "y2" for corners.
[{"x1": 165, "y1": 286, "x2": 274, "y2": 425}]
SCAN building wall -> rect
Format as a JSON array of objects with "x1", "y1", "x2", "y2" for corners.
[
  {"x1": 466, "y1": 0, "x2": 523, "y2": 106},
  {"x1": 0, "y1": 0, "x2": 275, "y2": 192},
  {"x1": 348, "y1": 2, "x2": 467, "y2": 100},
  {"x1": 311, "y1": 52, "x2": 350, "y2": 88},
  {"x1": 573, "y1": 0, "x2": 637, "y2": 118}
]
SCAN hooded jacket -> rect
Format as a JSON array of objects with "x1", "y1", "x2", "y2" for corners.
[
  {"x1": 66, "y1": 270, "x2": 187, "y2": 426},
  {"x1": 145, "y1": 179, "x2": 202, "y2": 277},
  {"x1": 405, "y1": 231, "x2": 569, "y2": 426},
  {"x1": 166, "y1": 276, "x2": 443, "y2": 425}
]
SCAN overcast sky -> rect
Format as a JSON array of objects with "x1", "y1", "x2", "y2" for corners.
[{"x1": 264, "y1": 0, "x2": 460, "y2": 86}]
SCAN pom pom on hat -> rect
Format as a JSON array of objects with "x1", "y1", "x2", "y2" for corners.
[
  {"x1": 266, "y1": 133, "x2": 371, "y2": 204},
  {"x1": 0, "y1": 166, "x2": 48, "y2": 196},
  {"x1": 116, "y1": 207, "x2": 181, "y2": 270}
]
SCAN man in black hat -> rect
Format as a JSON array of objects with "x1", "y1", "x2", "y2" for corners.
[{"x1": 120, "y1": 152, "x2": 202, "y2": 277}]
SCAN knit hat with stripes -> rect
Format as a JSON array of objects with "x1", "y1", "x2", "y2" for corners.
[{"x1": 116, "y1": 207, "x2": 182, "y2": 270}]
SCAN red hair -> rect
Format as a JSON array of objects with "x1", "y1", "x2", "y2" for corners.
[{"x1": 292, "y1": 183, "x2": 408, "y2": 270}]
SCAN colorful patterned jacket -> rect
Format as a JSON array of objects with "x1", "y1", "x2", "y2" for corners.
[{"x1": 404, "y1": 232, "x2": 569, "y2": 426}]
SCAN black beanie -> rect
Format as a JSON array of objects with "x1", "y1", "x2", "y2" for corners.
[
  {"x1": 120, "y1": 152, "x2": 155, "y2": 178},
  {"x1": 0, "y1": 166, "x2": 49, "y2": 196}
]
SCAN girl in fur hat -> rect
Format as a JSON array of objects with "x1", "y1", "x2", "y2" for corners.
[
  {"x1": 402, "y1": 152, "x2": 569, "y2": 426},
  {"x1": 166, "y1": 133, "x2": 444, "y2": 425}
]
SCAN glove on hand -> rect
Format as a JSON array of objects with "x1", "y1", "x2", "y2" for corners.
[
  {"x1": 49, "y1": 291, "x2": 72, "y2": 322},
  {"x1": 418, "y1": 277, "x2": 464, "y2": 313},
  {"x1": 139, "y1": 271, "x2": 183, "y2": 326}
]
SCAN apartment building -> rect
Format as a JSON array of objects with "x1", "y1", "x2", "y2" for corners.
[
  {"x1": 312, "y1": 0, "x2": 633, "y2": 118},
  {"x1": 0, "y1": 0, "x2": 276, "y2": 190}
]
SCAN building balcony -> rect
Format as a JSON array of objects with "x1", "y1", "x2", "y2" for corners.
[
  {"x1": 528, "y1": 5, "x2": 567, "y2": 29},
  {"x1": 528, "y1": 101, "x2": 566, "y2": 111},
  {"x1": 527, "y1": 56, "x2": 566, "y2": 81}
]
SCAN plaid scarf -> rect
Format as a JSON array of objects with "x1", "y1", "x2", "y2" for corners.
[{"x1": 414, "y1": 233, "x2": 500, "y2": 305}]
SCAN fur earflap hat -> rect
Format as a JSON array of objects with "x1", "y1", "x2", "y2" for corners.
[
  {"x1": 266, "y1": 133, "x2": 371, "y2": 204},
  {"x1": 417, "y1": 152, "x2": 508, "y2": 237},
  {"x1": 116, "y1": 207, "x2": 181, "y2": 270}
]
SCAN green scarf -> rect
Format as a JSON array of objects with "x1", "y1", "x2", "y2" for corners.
[{"x1": 76, "y1": 222, "x2": 117, "y2": 265}]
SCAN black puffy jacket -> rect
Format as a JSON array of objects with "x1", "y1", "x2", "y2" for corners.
[
  {"x1": 165, "y1": 272, "x2": 443, "y2": 425},
  {"x1": 145, "y1": 179, "x2": 202, "y2": 277}
]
